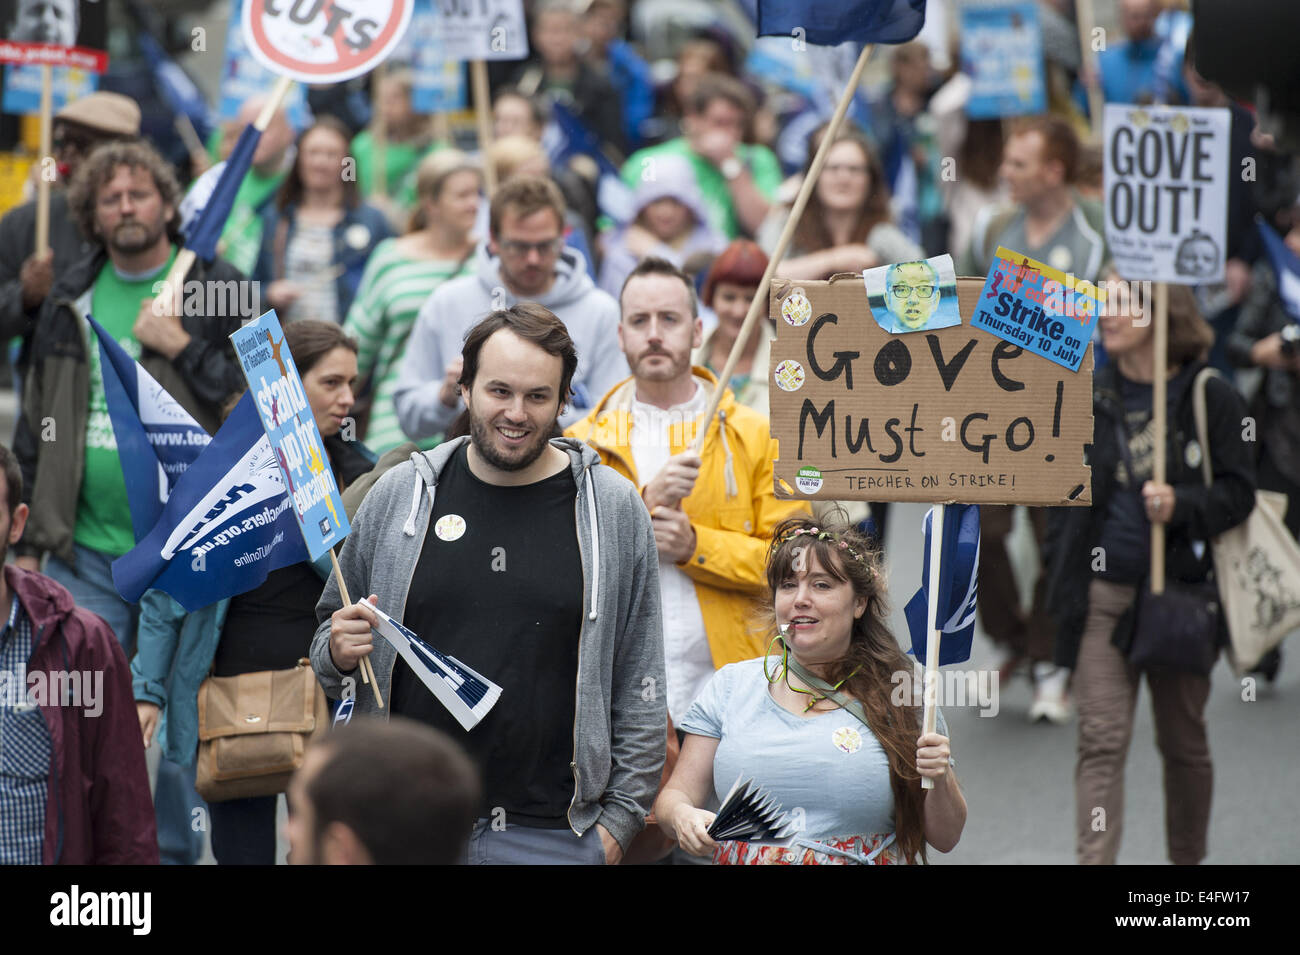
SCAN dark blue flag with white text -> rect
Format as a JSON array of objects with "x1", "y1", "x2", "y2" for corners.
[
  {"x1": 87, "y1": 317, "x2": 211, "y2": 543},
  {"x1": 756, "y1": 0, "x2": 926, "y2": 47},
  {"x1": 905, "y1": 504, "x2": 979, "y2": 665},
  {"x1": 112, "y1": 392, "x2": 308, "y2": 611}
]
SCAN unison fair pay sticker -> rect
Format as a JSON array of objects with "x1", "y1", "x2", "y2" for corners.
[
  {"x1": 774, "y1": 359, "x2": 806, "y2": 392},
  {"x1": 796, "y1": 466, "x2": 823, "y2": 494},
  {"x1": 781, "y1": 288, "x2": 812, "y2": 326}
]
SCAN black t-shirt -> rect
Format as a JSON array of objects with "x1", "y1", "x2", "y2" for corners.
[
  {"x1": 392, "y1": 444, "x2": 583, "y2": 828},
  {"x1": 1096, "y1": 371, "x2": 1189, "y2": 583},
  {"x1": 215, "y1": 562, "x2": 325, "y2": 677}
]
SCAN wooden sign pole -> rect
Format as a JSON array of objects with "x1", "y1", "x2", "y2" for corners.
[
  {"x1": 471, "y1": 59, "x2": 496, "y2": 195},
  {"x1": 687, "y1": 43, "x2": 876, "y2": 459},
  {"x1": 921, "y1": 503, "x2": 945, "y2": 791},
  {"x1": 34, "y1": 65, "x2": 52, "y2": 255},
  {"x1": 1150, "y1": 281, "x2": 1168, "y2": 593}
]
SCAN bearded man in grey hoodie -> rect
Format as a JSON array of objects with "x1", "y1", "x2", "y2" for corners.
[
  {"x1": 394, "y1": 176, "x2": 628, "y2": 439},
  {"x1": 315, "y1": 304, "x2": 665, "y2": 864}
]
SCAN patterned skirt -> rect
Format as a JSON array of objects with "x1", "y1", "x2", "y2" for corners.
[{"x1": 712, "y1": 832, "x2": 901, "y2": 866}]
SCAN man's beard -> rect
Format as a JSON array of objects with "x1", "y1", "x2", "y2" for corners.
[
  {"x1": 108, "y1": 219, "x2": 165, "y2": 256},
  {"x1": 469, "y1": 408, "x2": 554, "y2": 473}
]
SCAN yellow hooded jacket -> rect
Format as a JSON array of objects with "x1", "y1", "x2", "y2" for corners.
[{"x1": 566, "y1": 368, "x2": 811, "y2": 668}]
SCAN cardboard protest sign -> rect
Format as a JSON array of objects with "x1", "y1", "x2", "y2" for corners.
[
  {"x1": 864, "y1": 254, "x2": 962, "y2": 335},
  {"x1": 230, "y1": 311, "x2": 351, "y2": 561},
  {"x1": 0, "y1": 0, "x2": 107, "y2": 71},
  {"x1": 241, "y1": 0, "x2": 414, "y2": 84},
  {"x1": 428, "y1": 0, "x2": 528, "y2": 62},
  {"x1": 1103, "y1": 104, "x2": 1231, "y2": 284},
  {"x1": 970, "y1": 246, "x2": 1104, "y2": 372},
  {"x1": 770, "y1": 276, "x2": 1093, "y2": 505},
  {"x1": 218, "y1": 0, "x2": 312, "y2": 127},
  {"x1": 960, "y1": 1, "x2": 1046, "y2": 119}
]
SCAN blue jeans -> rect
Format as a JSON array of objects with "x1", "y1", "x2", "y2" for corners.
[
  {"x1": 45, "y1": 543, "x2": 139, "y2": 659},
  {"x1": 155, "y1": 757, "x2": 206, "y2": 865}
]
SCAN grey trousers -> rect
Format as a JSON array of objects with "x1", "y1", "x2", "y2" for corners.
[
  {"x1": 462, "y1": 819, "x2": 608, "y2": 865},
  {"x1": 1074, "y1": 578, "x2": 1213, "y2": 865}
]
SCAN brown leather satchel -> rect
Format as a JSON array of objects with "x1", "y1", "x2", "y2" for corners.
[{"x1": 195, "y1": 659, "x2": 329, "y2": 803}]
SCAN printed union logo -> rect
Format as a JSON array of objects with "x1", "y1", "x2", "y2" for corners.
[
  {"x1": 774, "y1": 359, "x2": 806, "y2": 393},
  {"x1": 796, "y1": 466, "x2": 822, "y2": 494},
  {"x1": 318, "y1": 517, "x2": 331, "y2": 535},
  {"x1": 781, "y1": 289, "x2": 812, "y2": 326}
]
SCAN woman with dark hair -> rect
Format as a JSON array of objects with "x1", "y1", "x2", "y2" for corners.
[
  {"x1": 256, "y1": 117, "x2": 392, "y2": 325},
  {"x1": 1043, "y1": 274, "x2": 1255, "y2": 865},
  {"x1": 757, "y1": 127, "x2": 922, "y2": 280},
  {"x1": 692, "y1": 239, "x2": 769, "y2": 413},
  {"x1": 655, "y1": 515, "x2": 966, "y2": 865},
  {"x1": 133, "y1": 321, "x2": 381, "y2": 866}
]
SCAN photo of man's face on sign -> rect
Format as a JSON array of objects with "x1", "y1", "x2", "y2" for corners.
[
  {"x1": 2, "y1": 0, "x2": 105, "y2": 52},
  {"x1": 865, "y1": 253, "x2": 962, "y2": 334}
]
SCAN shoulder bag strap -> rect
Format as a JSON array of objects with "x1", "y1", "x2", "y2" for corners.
[
  {"x1": 785, "y1": 656, "x2": 871, "y2": 729},
  {"x1": 1191, "y1": 367, "x2": 1219, "y2": 489}
]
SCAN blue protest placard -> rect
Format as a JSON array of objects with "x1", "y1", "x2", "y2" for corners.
[
  {"x1": 970, "y1": 247, "x2": 1104, "y2": 371},
  {"x1": 1, "y1": 64, "x2": 97, "y2": 115},
  {"x1": 229, "y1": 311, "x2": 350, "y2": 560},
  {"x1": 960, "y1": 2, "x2": 1046, "y2": 120},
  {"x1": 394, "y1": 0, "x2": 467, "y2": 113}
]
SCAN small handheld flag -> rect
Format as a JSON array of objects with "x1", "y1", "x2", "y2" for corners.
[
  {"x1": 366, "y1": 602, "x2": 502, "y2": 731},
  {"x1": 88, "y1": 317, "x2": 211, "y2": 542},
  {"x1": 905, "y1": 503, "x2": 980, "y2": 666},
  {"x1": 111, "y1": 392, "x2": 308, "y2": 610}
]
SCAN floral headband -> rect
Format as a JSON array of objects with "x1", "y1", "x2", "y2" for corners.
[{"x1": 776, "y1": 525, "x2": 871, "y2": 568}]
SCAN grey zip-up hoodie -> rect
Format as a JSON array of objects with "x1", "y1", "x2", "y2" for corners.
[
  {"x1": 392, "y1": 243, "x2": 629, "y2": 439},
  {"x1": 310, "y1": 436, "x2": 666, "y2": 851}
]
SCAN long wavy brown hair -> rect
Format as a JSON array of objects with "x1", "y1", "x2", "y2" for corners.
[
  {"x1": 761, "y1": 513, "x2": 930, "y2": 864},
  {"x1": 792, "y1": 127, "x2": 892, "y2": 255}
]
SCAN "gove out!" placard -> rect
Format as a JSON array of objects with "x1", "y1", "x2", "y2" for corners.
[{"x1": 770, "y1": 276, "x2": 1093, "y2": 505}]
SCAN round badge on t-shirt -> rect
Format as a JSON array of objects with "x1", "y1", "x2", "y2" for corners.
[{"x1": 435, "y1": 514, "x2": 466, "y2": 541}]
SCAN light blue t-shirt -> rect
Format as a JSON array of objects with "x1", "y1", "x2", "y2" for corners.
[{"x1": 679, "y1": 657, "x2": 947, "y2": 843}]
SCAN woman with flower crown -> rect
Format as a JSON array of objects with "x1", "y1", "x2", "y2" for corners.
[{"x1": 654, "y1": 515, "x2": 967, "y2": 864}]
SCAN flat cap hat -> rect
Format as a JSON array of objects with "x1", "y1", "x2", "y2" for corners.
[{"x1": 54, "y1": 92, "x2": 142, "y2": 137}]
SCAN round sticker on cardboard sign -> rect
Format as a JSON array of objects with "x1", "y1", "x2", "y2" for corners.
[
  {"x1": 242, "y1": 0, "x2": 415, "y2": 85},
  {"x1": 774, "y1": 359, "x2": 805, "y2": 392},
  {"x1": 781, "y1": 288, "x2": 812, "y2": 326},
  {"x1": 796, "y1": 466, "x2": 822, "y2": 494},
  {"x1": 435, "y1": 514, "x2": 466, "y2": 542}
]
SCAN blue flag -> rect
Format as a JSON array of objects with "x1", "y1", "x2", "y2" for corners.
[
  {"x1": 905, "y1": 504, "x2": 980, "y2": 666},
  {"x1": 1256, "y1": 218, "x2": 1300, "y2": 324},
  {"x1": 183, "y1": 123, "x2": 261, "y2": 262},
  {"x1": 544, "y1": 101, "x2": 635, "y2": 224},
  {"x1": 756, "y1": 0, "x2": 926, "y2": 47},
  {"x1": 87, "y1": 317, "x2": 211, "y2": 543},
  {"x1": 112, "y1": 392, "x2": 308, "y2": 611}
]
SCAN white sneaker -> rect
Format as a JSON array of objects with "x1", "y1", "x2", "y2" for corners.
[{"x1": 1029, "y1": 664, "x2": 1073, "y2": 724}]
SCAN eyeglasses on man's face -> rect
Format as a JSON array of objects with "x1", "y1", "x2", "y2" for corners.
[
  {"x1": 498, "y1": 237, "x2": 563, "y2": 258},
  {"x1": 889, "y1": 283, "x2": 936, "y2": 299}
]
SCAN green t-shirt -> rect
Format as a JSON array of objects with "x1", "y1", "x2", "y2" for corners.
[
  {"x1": 351, "y1": 131, "x2": 442, "y2": 209},
  {"x1": 75, "y1": 248, "x2": 178, "y2": 557},
  {"x1": 215, "y1": 167, "x2": 284, "y2": 276},
  {"x1": 620, "y1": 137, "x2": 782, "y2": 240}
]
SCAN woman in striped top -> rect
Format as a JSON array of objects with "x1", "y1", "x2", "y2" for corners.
[{"x1": 344, "y1": 150, "x2": 483, "y2": 453}]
